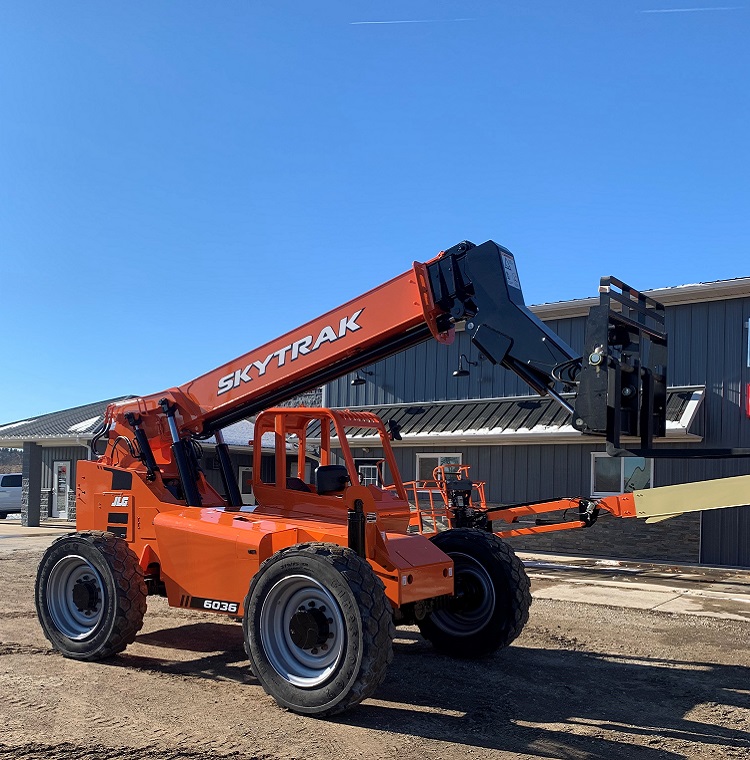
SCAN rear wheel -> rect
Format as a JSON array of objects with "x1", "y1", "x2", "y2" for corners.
[
  {"x1": 35, "y1": 531, "x2": 147, "y2": 660},
  {"x1": 418, "y1": 528, "x2": 531, "y2": 656},
  {"x1": 244, "y1": 543, "x2": 394, "y2": 716}
]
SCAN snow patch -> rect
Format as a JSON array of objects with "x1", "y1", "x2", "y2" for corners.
[
  {"x1": 0, "y1": 419, "x2": 37, "y2": 433},
  {"x1": 68, "y1": 416, "x2": 102, "y2": 433}
]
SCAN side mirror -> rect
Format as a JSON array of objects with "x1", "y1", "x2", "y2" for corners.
[{"x1": 387, "y1": 419, "x2": 402, "y2": 441}]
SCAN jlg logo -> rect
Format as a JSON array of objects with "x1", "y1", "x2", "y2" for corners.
[{"x1": 111, "y1": 496, "x2": 130, "y2": 507}]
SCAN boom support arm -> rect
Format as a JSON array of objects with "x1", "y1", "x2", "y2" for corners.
[{"x1": 428, "y1": 241, "x2": 579, "y2": 404}]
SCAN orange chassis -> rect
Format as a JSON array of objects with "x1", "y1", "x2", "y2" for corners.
[{"x1": 77, "y1": 408, "x2": 455, "y2": 617}]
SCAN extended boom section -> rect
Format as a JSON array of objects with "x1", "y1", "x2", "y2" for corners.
[{"x1": 93, "y1": 240, "x2": 664, "y2": 504}]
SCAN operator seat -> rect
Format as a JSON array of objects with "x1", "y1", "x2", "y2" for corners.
[{"x1": 315, "y1": 465, "x2": 350, "y2": 495}]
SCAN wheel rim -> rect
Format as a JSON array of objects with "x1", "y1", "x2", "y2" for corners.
[
  {"x1": 46, "y1": 555, "x2": 106, "y2": 640},
  {"x1": 431, "y1": 551, "x2": 496, "y2": 636},
  {"x1": 259, "y1": 574, "x2": 346, "y2": 688}
]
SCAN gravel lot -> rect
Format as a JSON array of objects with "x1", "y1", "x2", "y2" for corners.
[{"x1": 1, "y1": 536, "x2": 749, "y2": 760}]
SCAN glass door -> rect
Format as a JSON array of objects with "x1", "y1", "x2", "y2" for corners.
[{"x1": 52, "y1": 461, "x2": 71, "y2": 519}]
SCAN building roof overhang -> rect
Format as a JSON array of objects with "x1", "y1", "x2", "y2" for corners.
[
  {"x1": 0, "y1": 398, "x2": 257, "y2": 451},
  {"x1": 532, "y1": 279, "x2": 750, "y2": 321},
  {"x1": 316, "y1": 387, "x2": 704, "y2": 447}
]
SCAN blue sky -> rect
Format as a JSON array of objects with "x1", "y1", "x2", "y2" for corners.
[{"x1": 1, "y1": 1, "x2": 748, "y2": 423}]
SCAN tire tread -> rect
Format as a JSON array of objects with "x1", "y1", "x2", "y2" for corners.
[
  {"x1": 244, "y1": 542, "x2": 394, "y2": 716},
  {"x1": 36, "y1": 530, "x2": 147, "y2": 660},
  {"x1": 420, "y1": 528, "x2": 531, "y2": 656}
]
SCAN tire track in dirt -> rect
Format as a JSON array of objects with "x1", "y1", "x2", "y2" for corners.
[
  {"x1": 0, "y1": 643, "x2": 53, "y2": 656},
  {"x1": 41, "y1": 656, "x2": 252, "y2": 757},
  {"x1": 0, "y1": 667, "x2": 65, "y2": 739},
  {"x1": 0, "y1": 742, "x2": 269, "y2": 759}
]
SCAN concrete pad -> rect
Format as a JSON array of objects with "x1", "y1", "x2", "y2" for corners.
[
  {"x1": 531, "y1": 581, "x2": 685, "y2": 611},
  {"x1": 527, "y1": 555, "x2": 750, "y2": 622},
  {"x1": 0, "y1": 520, "x2": 75, "y2": 540},
  {"x1": 652, "y1": 594, "x2": 750, "y2": 623}
]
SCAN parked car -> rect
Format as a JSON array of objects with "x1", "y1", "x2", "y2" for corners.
[{"x1": 0, "y1": 473, "x2": 22, "y2": 518}]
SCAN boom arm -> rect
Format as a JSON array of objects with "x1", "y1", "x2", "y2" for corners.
[
  {"x1": 92, "y1": 239, "x2": 658, "y2": 507},
  {"x1": 112, "y1": 241, "x2": 578, "y2": 432},
  {"x1": 98, "y1": 242, "x2": 581, "y2": 440}
]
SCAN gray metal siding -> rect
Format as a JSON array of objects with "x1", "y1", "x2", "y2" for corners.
[
  {"x1": 351, "y1": 442, "x2": 599, "y2": 505},
  {"x1": 701, "y1": 507, "x2": 750, "y2": 567},
  {"x1": 202, "y1": 451, "x2": 253, "y2": 497},
  {"x1": 333, "y1": 296, "x2": 750, "y2": 481},
  {"x1": 328, "y1": 315, "x2": 587, "y2": 408}
]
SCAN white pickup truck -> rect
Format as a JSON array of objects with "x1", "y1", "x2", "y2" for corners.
[{"x1": 0, "y1": 473, "x2": 22, "y2": 518}]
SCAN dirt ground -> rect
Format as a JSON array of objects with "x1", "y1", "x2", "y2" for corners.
[{"x1": 1, "y1": 538, "x2": 749, "y2": 760}]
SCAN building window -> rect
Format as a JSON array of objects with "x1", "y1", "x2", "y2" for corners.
[
  {"x1": 591, "y1": 453, "x2": 653, "y2": 497},
  {"x1": 416, "y1": 453, "x2": 462, "y2": 485},
  {"x1": 354, "y1": 458, "x2": 383, "y2": 486}
]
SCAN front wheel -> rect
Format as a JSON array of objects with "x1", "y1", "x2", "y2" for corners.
[
  {"x1": 35, "y1": 531, "x2": 147, "y2": 660},
  {"x1": 418, "y1": 528, "x2": 531, "y2": 657},
  {"x1": 243, "y1": 543, "x2": 394, "y2": 717}
]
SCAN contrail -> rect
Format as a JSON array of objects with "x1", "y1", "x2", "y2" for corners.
[
  {"x1": 641, "y1": 6, "x2": 742, "y2": 12},
  {"x1": 351, "y1": 18, "x2": 475, "y2": 25}
]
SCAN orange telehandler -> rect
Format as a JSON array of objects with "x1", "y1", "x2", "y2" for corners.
[{"x1": 34, "y1": 239, "x2": 750, "y2": 716}]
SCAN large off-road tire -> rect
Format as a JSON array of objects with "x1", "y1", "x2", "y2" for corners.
[
  {"x1": 35, "y1": 531, "x2": 147, "y2": 660},
  {"x1": 418, "y1": 528, "x2": 531, "y2": 657},
  {"x1": 243, "y1": 543, "x2": 394, "y2": 717}
]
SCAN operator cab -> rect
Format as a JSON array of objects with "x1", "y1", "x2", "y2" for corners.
[{"x1": 248, "y1": 407, "x2": 409, "y2": 529}]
